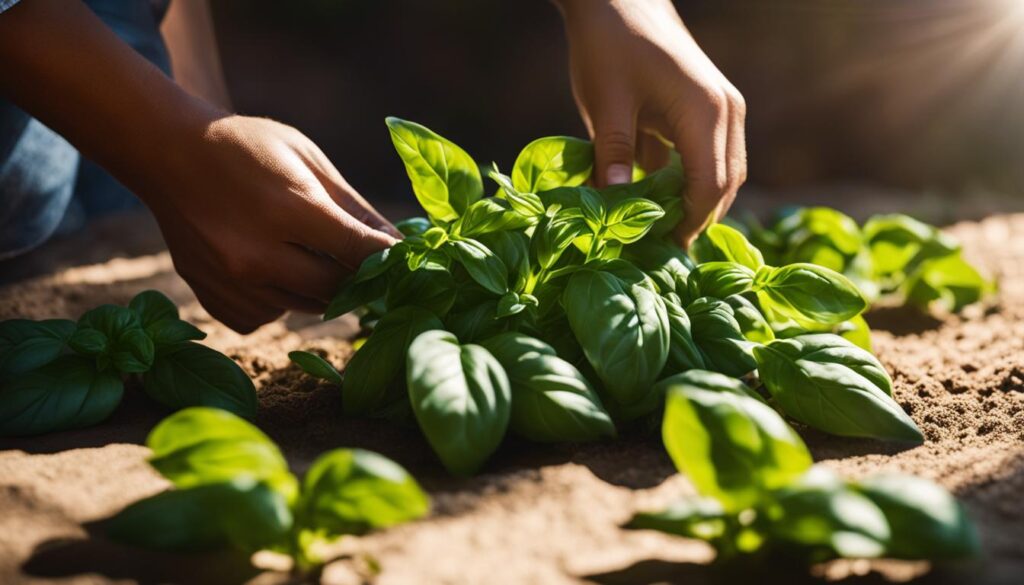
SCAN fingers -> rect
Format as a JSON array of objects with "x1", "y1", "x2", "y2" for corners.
[
  {"x1": 718, "y1": 83, "x2": 747, "y2": 222},
  {"x1": 294, "y1": 187, "x2": 399, "y2": 272},
  {"x1": 670, "y1": 91, "x2": 731, "y2": 247},
  {"x1": 188, "y1": 279, "x2": 283, "y2": 334},
  {"x1": 305, "y1": 147, "x2": 402, "y2": 238},
  {"x1": 590, "y1": 93, "x2": 638, "y2": 188},
  {"x1": 637, "y1": 131, "x2": 670, "y2": 174}
]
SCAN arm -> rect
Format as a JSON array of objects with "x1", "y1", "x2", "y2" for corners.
[
  {"x1": 0, "y1": 0, "x2": 396, "y2": 333},
  {"x1": 161, "y1": 0, "x2": 233, "y2": 109},
  {"x1": 553, "y1": 0, "x2": 747, "y2": 245}
]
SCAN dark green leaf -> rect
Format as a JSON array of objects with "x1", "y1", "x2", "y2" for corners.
[
  {"x1": 142, "y1": 342, "x2": 257, "y2": 418},
  {"x1": 395, "y1": 216, "x2": 432, "y2": 237},
  {"x1": 445, "y1": 238, "x2": 509, "y2": 295},
  {"x1": 288, "y1": 351, "x2": 343, "y2": 385},
  {"x1": 663, "y1": 297, "x2": 705, "y2": 374},
  {"x1": 687, "y1": 298, "x2": 757, "y2": 378},
  {"x1": 385, "y1": 263, "x2": 456, "y2": 316},
  {"x1": 406, "y1": 330, "x2": 511, "y2": 476},
  {"x1": 723, "y1": 294, "x2": 774, "y2": 344},
  {"x1": 754, "y1": 263, "x2": 867, "y2": 327},
  {"x1": 0, "y1": 319, "x2": 75, "y2": 377},
  {"x1": 687, "y1": 262, "x2": 755, "y2": 300}
]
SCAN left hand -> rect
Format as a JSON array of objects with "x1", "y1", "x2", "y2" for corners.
[{"x1": 556, "y1": 0, "x2": 747, "y2": 245}]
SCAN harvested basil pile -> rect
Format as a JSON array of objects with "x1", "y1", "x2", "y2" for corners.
[
  {"x1": 628, "y1": 371, "x2": 979, "y2": 562},
  {"x1": 107, "y1": 407, "x2": 428, "y2": 572},
  {"x1": 734, "y1": 206, "x2": 993, "y2": 314},
  {"x1": 291, "y1": 118, "x2": 933, "y2": 477},
  {"x1": 0, "y1": 290, "x2": 257, "y2": 435}
]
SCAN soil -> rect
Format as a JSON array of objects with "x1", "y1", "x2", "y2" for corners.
[{"x1": 1, "y1": 209, "x2": 1022, "y2": 585}]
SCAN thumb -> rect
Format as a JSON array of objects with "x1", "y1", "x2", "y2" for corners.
[{"x1": 591, "y1": 101, "x2": 637, "y2": 188}]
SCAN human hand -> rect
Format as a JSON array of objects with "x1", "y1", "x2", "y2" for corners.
[
  {"x1": 556, "y1": 0, "x2": 747, "y2": 245},
  {"x1": 147, "y1": 115, "x2": 398, "y2": 333}
]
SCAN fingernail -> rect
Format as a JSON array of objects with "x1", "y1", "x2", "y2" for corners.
[{"x1": 606, "y1": 164, "x2": 632, "y2": 186}]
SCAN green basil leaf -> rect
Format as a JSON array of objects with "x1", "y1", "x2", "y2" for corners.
[
  {"x1": 288, "y1": 351, "x2": 343, "y2": 385},
  {"x1": 695, "y1": 223, "x2": 765, "y2": 270},
  {"x1": 127, "y1": 290, "x2": 206, "y2": 346},
  {"x1": 455, "y1": 198, "x2": 534, "y2": 237},
  {"x1": 854, "y1": 474, "x2": 979, "y2": 559},
  {"x1": 862, "y1": 214, "x2": 947, "y2": 278},
  {"x1": 663, "y1": 297, "x2": 706, "y2": 374},
  {"x1": 723, "y1": 294, "x2": 775, "y2": 344},
  {"x1": 147, "y1": 407, "x2": 296, "y2": 500},
  {"x1": 481, "y1": 332, "x2": 615, "y2": 443},
  {"x1": 765, "y1": 467, "x2": 890, "y2": 559},
  {"x1": 662, "y1": 373, "x2": 812, "y2": 511},
  {"x1": 603, "y1": 198, "x2": 665, "y2": 244},
  {"x1": 395, "y1": 216, "x2": 432, "y2": 236},
  {"x1": 627, "y1": 497, "x2": 728, "y2": 541},
  {"x1": 687, "y1": 262, "x2": 755, "y2": 300},
  {"x1": 68, "y1": 326, "x2": 109, "y2": 356},
  {"x1": 296, "y1": 448, "x2": 428, "y2": 540},
  {"x1": 511, "y1": 136, "x2": 593, "y2": 193},
  {"x1": 495, "y1": 292, "x2": 527, "y2": 318},
  {"x1": 0, "y1": 319, "x2": 76, "y2": 377},
  {"x1": 406, "y1": 330, "x2": 511, "y2": 476},
  {"x1": 111, "y1": 327, "x2": 156, "y2": 374},
  {"x1": 445, "y1": 300, "x2": 504, "y2": 344},
  {"x1": 107, "y1": 478, "x2": 292, "y2": 553},
  {"x1": 325, "y1": 276, "x2": 388, "y2": 321},
  {"x1": 0, "y1": 355, "x2": 123, "y2": 436},
  {"x1": 386, "y1": 117, "x2": 482, "y2": 221},
  {"x1": 343, "y1": 306, "x2": 442, "y2": 415},
  {"x1": 754, "y1": 334, "x2": 921, "y2": 442},
  {"x1": 687, "y1": 298, "x2": 757, "y2": 378},
  {"x1": 531, "y1": 211, "x2": 589, "y2": 270},
  {"x1": 563, "y1": 260, "x2": 670, "y2": 407},
  {"x1": 836, "y1": 314, "x2": 872, "y2": 352},
  {"x1": 601, "y1": 156, "x2": 684, "y2": 238},
  {"x1": 902, "y1": 252, "x2": 991, "y2": 313},
  {"x1": 76, "y1": 305, "x2": 155, "y2": 374},
  {"x1": 385, "y1": 263, "x2": 456, "y2": 316},
  {"x1": 487, "y1": 165, "x2": 545, "y2": 217},
  {"x1": 754, "y1": 263, "x2": 867, "y2": 327},
  {"x1": 621, "y1": 237, "x2": 695, "y2": 296},
  {"x1": 476, "y1": 231, "x2": 531, "y2": 291},
  {"x1": 142, "y1": 342, "x2": 258, "y2": 419},
  {"x1": 776, "y1": 207, "x2": 862, "y2": 258},
  {"x1": 445, "y1": 238, "x2": 509, "y2": 295}
]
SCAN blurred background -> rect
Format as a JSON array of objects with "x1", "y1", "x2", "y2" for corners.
[{"x1": 211, "y1": 0, "x2": 1024, "y2": 219}]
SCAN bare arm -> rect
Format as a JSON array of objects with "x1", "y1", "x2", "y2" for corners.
[{"x1": 161, "y1": 0, "x2": 232, "y2": 110}]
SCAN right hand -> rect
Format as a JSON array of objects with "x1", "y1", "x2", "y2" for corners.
[{"x1": 147, "y1": 115, "x2": 398, "y2": 333}]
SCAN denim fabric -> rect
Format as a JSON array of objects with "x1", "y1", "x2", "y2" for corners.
[{"x1": 0, "y1": 0, "x2": 170, "y2": 259}]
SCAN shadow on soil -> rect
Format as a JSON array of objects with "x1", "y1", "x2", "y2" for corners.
[{"x1": 865, "y1": 305, "x2": 945, "y2": 336}]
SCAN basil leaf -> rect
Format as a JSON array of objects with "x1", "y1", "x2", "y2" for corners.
[
  {"x1": 511, "y1": 136, "x2": 593, "y2": 193},
  {"x1": 107, "y1": 478, "x2": 292, "y2": 553},
  {"x1": 128, "y1": 290, "x2": 206, "y2": 346},
  {"x1": 627, "y1": 497, "x2": 728, "y2": 541},
  {"x1": 686, "y1": 262, "x2": 755, "y2": 300},
  {"x1": 563, "y1": 260, "x2": 670, "y2": 407},
  {"x1": 288, "y1": 351, "x2": 343, "y2": 385},
  {"x1": 476, "y1": 231, "x2": 531, "y2": 291},
  {"x1": 764, "y1": 467, "x2": 890, "y2": 559},
  {"x1": 621, "y1": 237, "x2": 694, "y2": 296},
  {"x1": 662, "y1": 373, "x2": 812, "y2": 511},
  {"x1": 687, "y1": 298, "x2": 757, "y2": 378},
  {"x1": 531, "y1": 211, "x2": 589, "y2": 270},
  {"x1": 0, "y1": 319, "x2": 75, "y2": 377},
  {"x1": 395, "y1": 216, "x2": 432, "y2": 236},
  {"x1": 603, "y1": 198, "x2": 665, "y2": 244},
  {"x1": 836, "y1": 314, "x2": 872, "y2": 352},
  {"x1": 68, "y1": 326, "x2": 108, "y2": 356},
  {"x1": 295, "y1": 448, "x2": 428, "y2": 540},
  {"x1": 495, "y1": 292, "x2": 527, "y2": 318},
  {"x1": 855, "y1": 474, "x2": 979, "y2": 559},
  {"x1": 386, "y1": 117, "x2": 482, "y2": 221},
  {"x1": 862, "y1": 213, "x2": 947, "y2": 278},
  {"x1": 694, "y1": 223, "x2": 765, "y2": 270},
  {"x1": 754, "y1": 334, "x2": 922, "y2": 442},
  {"x1": 775, "y1": 207, "x2": 862, "y2": 258},
  {"x1": 445, "y1": 238, "x2": 509, "y2": 295},
  {"x1": 325, "y1": 276, "x2": 388, "y2": 321},
  {"x1": 723, "y1": 294, "x2": 774, "y2": 344},
  {"x1": 754, "y1": 263, "x2": 867, "y2": 327},
  {"x1": 147, "y1": 407, "x2": 296, "y2": 500},
  {"x1": 142, "y1": 342, "x2": 258, "y2": 419},
  {"x1": 0, "y1": 355, "x2": 123, "y2": 436},
  {"x1": 601, "y1": 156, "x2": 684, "y2": 238},
  {"x1": 663, "y1": 297, "x2": 705, "y2": 374},
  {"x1": 481, "y1": 332, "x2": 614, "y2": 443},
  {"x1": 902, "y1": 252, "x2": 991, "y2": 313},
  {"x1": 385, "y1": 263, "x2": 456, "y2": 316},
  {"x1": 406, "y1": 330, "x2": 511, "y2": 476},
  {"x1": 455, "y1": 198, "x2": 534, "y2": 237},
  {"x1": 75, "y1": 305, "x2": 155, "y2": 374},
  {"x1": 343, "y1": 307, "x2": 442, "y2": 415},
  {"x1": 487, "y1": 165, "x2": 545, "y2": 217}
]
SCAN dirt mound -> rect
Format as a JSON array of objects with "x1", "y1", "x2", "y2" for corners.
[{"x1": 1, "y1": 213, "x2": 1022, "y2": 585}]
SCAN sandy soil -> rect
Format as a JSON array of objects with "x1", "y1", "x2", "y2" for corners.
[{"x1": 1, "y1": 211, "x2": 1022, "y2": 585}]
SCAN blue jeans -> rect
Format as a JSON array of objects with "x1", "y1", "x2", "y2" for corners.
[{"x1": 0, "y1": 0, "x2": 170, "y2": 260}]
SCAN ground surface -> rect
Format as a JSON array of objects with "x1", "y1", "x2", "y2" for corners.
[{"x1": 1, "y1": 209, "x2": 1022, "y2": 585}]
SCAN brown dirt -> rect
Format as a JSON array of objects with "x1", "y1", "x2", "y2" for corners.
[{"x1": 1, "y1": 212, "x2": 1022, "y2": 585}]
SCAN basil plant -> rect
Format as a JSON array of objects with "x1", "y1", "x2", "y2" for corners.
[
  {"x1": 0, "y1": 290, "x2": 257, "y2": 436},
  {"x1": 107, "y1": 407, "x2": 428, "y2": 573},
  {"x1": 292, "y1": 118, "x2": 923, "y2": 476}
]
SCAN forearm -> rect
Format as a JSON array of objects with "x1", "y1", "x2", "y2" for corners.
[
  {"x1": 161, "y1": 0, "x2": 232, "y2": 109},
  {"x1": 0, "y1": 0, "x2": 220, "y2": 200}
]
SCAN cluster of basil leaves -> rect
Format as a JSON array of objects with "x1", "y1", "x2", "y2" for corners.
[
  {"x1": 628, "y1": 371, "x2": 979, "y2": 563},
  {"x1": 733, "y1": 206, "x2": 993, "y2": 316},
  {"x1": 0, "y1": 290, "x2": 257, "y2": 435},
  {"x1": 288, "y1": 117, "x2": 922, "y2": 477},
  {"x1": 106, "y1": 407, "x2": 428, "y2": 572}
]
